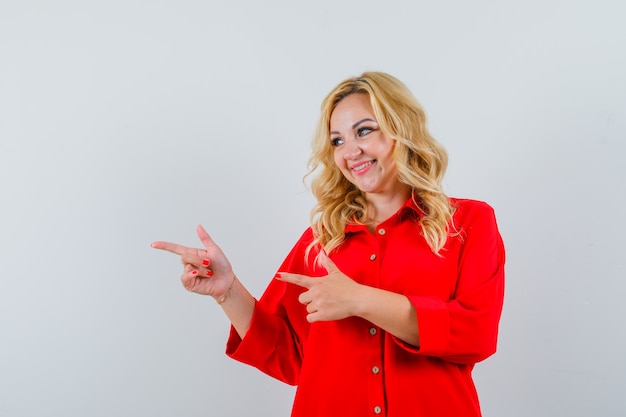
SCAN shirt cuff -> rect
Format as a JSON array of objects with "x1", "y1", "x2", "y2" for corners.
[{"x1": 394, "y1": 295, "x2": 450, "y2": 356}]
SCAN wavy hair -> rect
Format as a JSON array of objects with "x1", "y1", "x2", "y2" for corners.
[{"x1": 306, "y1": 72, "x2": 453, "y2": 259}]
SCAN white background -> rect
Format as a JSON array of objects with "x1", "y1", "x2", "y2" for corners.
[{"x1": 1, "y1": 1, "x2": 624, "y2": 416}]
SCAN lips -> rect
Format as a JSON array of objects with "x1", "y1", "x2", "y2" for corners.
[{"x1": 351, "y1": 160, "x2": 376, "y2": 172}]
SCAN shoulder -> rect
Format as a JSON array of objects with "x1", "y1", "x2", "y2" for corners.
[
  {"x1": 449, "y1": 198, "x2": 500, "y2": 232},
  {"x1": 285, "y1": 227, "x2": 317, "y2": 258},
  {"x1": 450, "y1": 198, "x2": 496, "y2": 217},
  {"x1": 278, "y1": 226, "x2": 321, "y2": 274},
  {"x1": 295, "y1": 227, "x2": 315, "y2": 245},
  {"x1": 448, "y1": 198, "x2": 505, "y2": 262}
]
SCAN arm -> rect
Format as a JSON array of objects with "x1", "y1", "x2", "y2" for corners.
[
  {"x1": 216, "y1": 276, "x2": 256, "y2": 339},
  {"x1": 407, "y1": 202, "x2": 506, "y2": 363},
  {"x1": 354, "y1": 285, "x2": 419, "y2": 346}
]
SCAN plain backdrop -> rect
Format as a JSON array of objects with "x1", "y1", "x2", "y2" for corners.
[{"x1": 1, "y1": 1, "x2": 625, "y2": 416}]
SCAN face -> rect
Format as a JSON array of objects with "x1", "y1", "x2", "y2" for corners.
[{"x1": 329, "y1": 94, "x2": 402, "y2": 197}]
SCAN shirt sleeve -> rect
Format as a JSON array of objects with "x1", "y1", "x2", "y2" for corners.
[
  {"x1": 225, "y1": 228, "x2": 318, "y2": 385},
  {"x1": 401, "y1": 201, "x2": 506, "y2": 364}
]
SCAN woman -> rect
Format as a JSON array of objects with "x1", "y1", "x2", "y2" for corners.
[{"x1": 152, "y1": 72, "x2": 505, "y2": 416}]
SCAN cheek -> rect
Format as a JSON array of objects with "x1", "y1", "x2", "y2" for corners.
[
  {"x1": 381, "y1": 149, "x2": 396, "y2": 165},
  {"x1": 332, "y1": 150, "x2": 344, "y2": 169},
  {"x1": 378, "y1": 142, "x2": 396, "y2": 165}
]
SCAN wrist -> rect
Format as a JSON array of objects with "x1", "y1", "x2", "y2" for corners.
[
  {"x1": 350, "y1": 282, "x2": 370, "y2": 318},
  {"x1": 215, "y1": 274, "x2": 237, "y2": 304}
]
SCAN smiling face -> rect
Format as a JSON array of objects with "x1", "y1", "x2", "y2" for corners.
[{"x1": 329, "y1": 93, "x2": 404, "y2": 198}]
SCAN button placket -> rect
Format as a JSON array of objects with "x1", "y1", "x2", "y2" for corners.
[{"x1": 365, "y1": 224, "x2": 384, "y2": 415}]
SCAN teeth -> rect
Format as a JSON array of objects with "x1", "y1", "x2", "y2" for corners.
[{"x1": 353, "y1": 161, "x2": 374, "y2": 171}]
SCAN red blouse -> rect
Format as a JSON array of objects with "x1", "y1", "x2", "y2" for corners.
[{"x1": 226, "y1": 198, "x2": 505, "y2": 417}]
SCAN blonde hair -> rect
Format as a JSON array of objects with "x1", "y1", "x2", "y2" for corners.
[{"x1": 306, "y1": 71, "x2": 453, "y2": 258}]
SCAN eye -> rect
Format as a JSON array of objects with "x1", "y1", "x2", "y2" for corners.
[
  {"x1": 357, "y1": 127, "x2": 374, "y2": 137},
  {"x1": 330, "y1": 137, "x2": 344, "y2": 147}
]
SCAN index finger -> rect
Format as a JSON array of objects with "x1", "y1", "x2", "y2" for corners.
[
  {"x1": 275, "y1": 272, "x2": 316, "y2": 289},
  {"x1": 151, "y1": 241, "x2": 192, "y2": 256}
]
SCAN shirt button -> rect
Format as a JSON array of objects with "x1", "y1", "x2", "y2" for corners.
[
  {"x1": 374, "y1": 406, "x2": 383, "y2": 414},
  {"x1": 372, "y1": 366, "x2": 380, "y2": 374},
  {"x1": 377, "y1": 228, "x2": 386, "y2": 235},
  {"x1": 369, "y1": 327, "x2": 377, "y2": 336},
  {"x1": 369, "y1": 254, "x2": 377, "y2": 261}
]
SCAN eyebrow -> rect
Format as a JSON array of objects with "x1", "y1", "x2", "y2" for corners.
[{"x1": 330, "y1": 118, "x2": 377, "y2": 135}]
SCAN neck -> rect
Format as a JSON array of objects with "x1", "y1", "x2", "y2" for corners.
[{"x1": 365, "y1": 186, "x2": 412, "y2": 224}]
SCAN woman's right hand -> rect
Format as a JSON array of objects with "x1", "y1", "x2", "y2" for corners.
[{"x1": 151, "y1": 224, "x2": 235, "y2": 299}]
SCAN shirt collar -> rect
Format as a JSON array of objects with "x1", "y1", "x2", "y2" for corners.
[{"x1": 344, "y1": 194, "x2": 425, "y2": 233}]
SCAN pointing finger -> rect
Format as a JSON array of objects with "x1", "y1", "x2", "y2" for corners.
[
  {"x1": 151, "y1": 241, "x2": 191, "y2": 256},
  {"x1": 275, "y1": 272, "x2": 316, "y2": 289}
]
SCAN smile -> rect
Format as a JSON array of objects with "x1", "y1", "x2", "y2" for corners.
[{"x1": 352, "y1": 160, "x2": 376, "y2": 172}]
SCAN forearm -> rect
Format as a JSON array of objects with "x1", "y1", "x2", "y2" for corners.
[
  {"x1": 216, "y1": 276, "x2": 256, "y2": 339},
  {"x1": 354, "y1": 285, "x2": 419, "y2": 347}
]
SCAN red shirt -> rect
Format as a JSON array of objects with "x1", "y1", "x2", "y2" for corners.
[{"x1": 227, "y1": 198, "x2": 505, "y2": 417}]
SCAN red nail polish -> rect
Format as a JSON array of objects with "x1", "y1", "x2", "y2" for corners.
[
  {"x1": 207, "y1": 270, "x2": 214, "y2": 277},
  {"x1": 202, "y1": 259, "x2": 210, "y2": 266},
  {"x1": 192, "y1": 270, "x2": 198, "y2": 275}
]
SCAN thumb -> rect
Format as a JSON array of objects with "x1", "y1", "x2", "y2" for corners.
[
  {"x1": 320, "y1": 251, "x2": 339, "y2": 274},
  {"x1": 196, "y1": 224, "x2": 217, "y2": 250}
]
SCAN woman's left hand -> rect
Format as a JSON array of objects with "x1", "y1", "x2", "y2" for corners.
[{"x1": 276, "y1": 253, "x2": 364, "y2": 322}]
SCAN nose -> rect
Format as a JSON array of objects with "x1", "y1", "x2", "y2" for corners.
[{"x1": 342, "y1": 138, "x2": 362, "y2": 160}]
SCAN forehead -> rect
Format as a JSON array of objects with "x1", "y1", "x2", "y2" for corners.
[{"x1": 330, "y1": 94, "x2": 375, "y2": 128}]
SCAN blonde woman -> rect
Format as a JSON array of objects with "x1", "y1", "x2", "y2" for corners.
[{"x1": 152, "y1": 72, "x2": 505, "y2": 417}]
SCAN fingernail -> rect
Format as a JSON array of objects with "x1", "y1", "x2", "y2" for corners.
[
  {"x1": 274, "y1": 273, "x2": 283, "y2": 280},
  {"x1": 202, "y1": 259, "x2": 210, "y2": 266},
  {"x1": 207, "y1": 270, "x2": 214, "y2": 277},
  {"x1": 192, "y1": 270, "x2": 198, "y2": 275}
]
